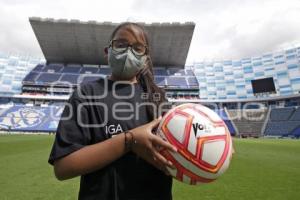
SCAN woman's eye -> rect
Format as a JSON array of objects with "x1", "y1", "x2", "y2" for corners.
[
  {"x1": 133, "y1": 45, "x2": 144, "y2": 51},
  {"x1": 116, "y1": 43, "x2": 127, "y2": 48},
  {"x1": 135, "y1": 47, "x2": 142, "y2": 52}
]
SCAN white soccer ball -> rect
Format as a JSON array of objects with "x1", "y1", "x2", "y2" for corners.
[{"x1": 157, "y1": 103, "x2": 233, "y2": 185}]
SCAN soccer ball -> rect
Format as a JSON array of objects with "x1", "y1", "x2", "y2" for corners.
[{"x1": 157, "y1": 103, "x2": 233, "y2": 185}]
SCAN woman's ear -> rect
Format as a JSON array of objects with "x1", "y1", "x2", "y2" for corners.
[
  {"x1": 104, "y1": 47, "x2": 108, "y2": 55},
  {"x1": 104, "y1": 47, "x2": 108, "y2": 62}
]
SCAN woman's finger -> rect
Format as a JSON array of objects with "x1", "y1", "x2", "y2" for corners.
[
  {"x1": 149, "y1": 155, "x2": 172, "y2": 176},
  {"x1": 148, "y1": 116, "x2": 162, "y2": 129},
  {"x1": 151, "y1": 135, "x2": 177, "y2": 153},
  {"x1": 151, "y1": 148, "x2": 175, "y2": 169},
  {"x1": 154, "y1": 162, "x2": 170, "y2": 176},
  {"x1": 164, "y1": 168, "x2": 171, "y2": 176}
]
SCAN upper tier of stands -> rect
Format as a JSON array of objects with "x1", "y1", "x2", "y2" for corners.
[
  {"x1": 0, "y1": 53, "x2": 44, "y2": 95},
  {"x1": 194, "y1": 46, "x2": 300, "y2": 100},
  {"x1": 2, "y1": 45, "x2": 300, "y2": 101},
  {"x1": 22, "y1": 63, "x2": 199, "y2": 90}
]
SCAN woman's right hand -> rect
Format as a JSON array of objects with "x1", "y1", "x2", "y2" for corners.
[{"x1": 129, "y1": 116, "x2": 177, "y2": 175}]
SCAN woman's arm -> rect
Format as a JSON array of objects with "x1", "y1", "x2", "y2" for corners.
[
  {"x1": 53, "y1": 117, "x2": 176, "y2": 180},
  {"x1": 54, "y1": 132, "x2": 127, "y2": 180}
]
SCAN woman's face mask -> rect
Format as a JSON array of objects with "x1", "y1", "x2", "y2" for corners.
[{"x1": 108, "y1": 47, "x2": 147, "y2": 80}]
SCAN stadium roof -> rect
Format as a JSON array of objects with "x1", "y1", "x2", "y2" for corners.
[{"x1": 29, "y1": 17, "x2": 195, "y2": 67}]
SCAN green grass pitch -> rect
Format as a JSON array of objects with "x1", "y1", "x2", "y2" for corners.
[{"x1": 0, "y1": 134, "x2": 299, "y2": 200}]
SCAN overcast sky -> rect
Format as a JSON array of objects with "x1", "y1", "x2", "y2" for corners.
[{"x1": 0, "y1": 0, "x2": 300, "y2": 63}]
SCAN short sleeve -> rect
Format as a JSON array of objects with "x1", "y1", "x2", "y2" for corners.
[{"x1": 48, "y1": 89, "x2": 91, "y2": 165}]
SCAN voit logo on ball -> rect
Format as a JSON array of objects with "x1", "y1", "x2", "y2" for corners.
[{"x1": 192, "y1": 122, "x2": 213, "y2": 137}]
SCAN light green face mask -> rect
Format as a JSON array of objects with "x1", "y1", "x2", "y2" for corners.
[{"x1": 108, "y1": 47, "x2": 147, "y2": 80}]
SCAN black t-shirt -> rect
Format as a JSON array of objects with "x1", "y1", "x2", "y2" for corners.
[{"x1": 48, "y1": 77, "x2": 172, "y2": 200}]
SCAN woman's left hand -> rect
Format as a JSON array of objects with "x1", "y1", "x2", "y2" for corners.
[{"x1": 129, "y1": 116, "x2": 177, "y2": 175}]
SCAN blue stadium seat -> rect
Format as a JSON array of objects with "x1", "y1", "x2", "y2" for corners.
[
  {"x1": 269, "y1": 107, "x2": 295, "y2": 121},
  {"x1": 154, "y1": 76, "x2": 166, "y2": 86},
  {"x1": 42, "y1": 63, "x2": 64, "y2": 73},
  {"x1": 61, "y1": 66, "x2": 81, "y2": 74},
  {"x1": 185, "y1": 69, "x2": 194, "y2": 76},
  {"x1": 36, "y1": 72, "x2": 61, "y2": 83},
  {"x1": 0, "y1": 98, "x2": 10, "y2": 104},
  {"x1": 168, "y1": 68, "x2": 190, "y2": 76},
  {"x1": 22, "y1": 72, "x2": 40, "y2": 83},
  {"x1": 32, "y1": 64, "x2": 45, "y2": 72},
  {"x1": 290, "y1": 107, "x2": 300, "y2": 121},
  {"x1": 98, "y1": 68, "x2": 111, "y2": 75},
  {"x1": 66, "y1": 64, "x2": 82, "y2": 68},
  {"x1": 187, "y1": 76, "x2": 199, "y2": 87},
  {"x1": 59, "y1": 74, "x2": 80, "y2": 85},
  {"x1": 168, "y1": 68, "x2": 181, "y2": 75},
  {"x1": 80, "y1": 67, "x2": 99, "y2": 74},
  {"x1": 166, "y1": 76, "x2": 188, "y2": 87},
  {"x1": 291, "y1": 127, "x2": 300, "y2": 138},
  {"x1": 153, "y1": 68, "x2": 168, "y2": 76}
]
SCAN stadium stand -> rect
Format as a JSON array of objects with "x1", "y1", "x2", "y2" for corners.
[
  {"x1": 227, "y1": 109, "x2": 269, "y2": 137},
  {"x1": 264, "y1": 107, "x2": 300, "y2": 137},
  {"x1": 216, "y1": 109, "x2": 237, "y2": 136},
  {"x1": 0, "y1": 104, "x2": 63, "y2": 132},
  {"x1": 269, "y1": 107, "x2": 295, "y2": 121},
  {"x1": 1, "y1": 18, "x2": 300, "y2": 139},
  {"x1": 22, "y1": 64, "x2": 199, "y2": 96},
  {"x1": 290, "y1": 107, "x2": 300, "y2": 120},
  {"x1": 0, "y1": 53, "x2": 44, "y2": 95},
  {"x1": 25, "y1": 65, "x2": 197, "y2": 87},
  {"x1": 194, "y1": 47, "x2": 300, "y2": 100},
  {"x1": 25, "y1": 18, "x2": 199, "y2": 98},
  {"x1": 290, "y1": 127, "x2": 300, "y2": 138},
  {"x1": 22, "y1": 64, "x2": 106, "y2": 94}
]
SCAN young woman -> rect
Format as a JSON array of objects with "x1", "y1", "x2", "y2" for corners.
[{"x1": 48, "y1": 22, "x2": 177, "y2": 200}]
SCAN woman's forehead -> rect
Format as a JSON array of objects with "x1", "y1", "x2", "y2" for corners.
[{"x1": 113, "y1": 25, "x2": 146, "y2": 44}]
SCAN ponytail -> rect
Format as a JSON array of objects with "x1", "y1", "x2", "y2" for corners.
[{"x1": 137, "y1": 56, "x2": 168, "y2": 120}]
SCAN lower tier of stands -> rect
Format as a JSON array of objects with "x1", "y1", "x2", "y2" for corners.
[
  {"x1": 0, "y1": 104, "x2": 63, "y2": 132},
  {"x1": 215, "y1": 109, "x2": 236, "y2": 136},
  {"x1": 264, "y1": 107, "x2": 300, "y2": 137},
  {"x1": 0, "y1": 103, "x2": 299, "y2": 138},
  {"x1": 227, "y1": 109, "x2": 269, "y2": 137}
]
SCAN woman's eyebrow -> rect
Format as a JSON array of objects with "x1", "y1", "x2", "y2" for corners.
[
  {"x1": 113, "y1": 38, "x2": 146, "y2": 45},
  {"x1": 113, "y1": 38, "x2": 128, "y2": 42}
]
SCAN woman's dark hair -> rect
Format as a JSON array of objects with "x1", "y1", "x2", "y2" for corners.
[{"x1": 109, "y1": 22, "x2": 168, "y2": 120}]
